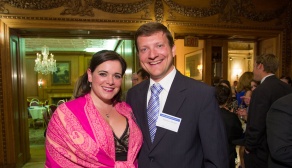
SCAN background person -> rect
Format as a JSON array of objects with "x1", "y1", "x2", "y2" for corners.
[
  {"x1": 231, "y1": 80, "x2": 238, "y2": 100},
  {"x1": 215, "y1": 85, "x2": 243, "y2": 168},
  {"x1": 236, "y1": 72, "x2": 253, "y2": 108},
  {"x1": 235, "y1": 79, "x2": 260, "y2": 168},
  {"x1": 267, "y1": 93, "x2": 292, "y2": 168},
  {"x1": 136, "y1": 68, "x2": 150, "y2": 84},
  {"x1": 244, "y1": 53, "x2": 292, "y2": 168},
  {"x1": 126, "y1": 22, "x2": 228, "y2": 168},
  {"x1": 131, "y1": 72, "x2": 138, "y2": 86},
  {"x1": 45, "y1": 50, "x2": 142, "y2": 167},
  {"x1": 280, "y1": 75, "x2": 292, "y2": 87}
]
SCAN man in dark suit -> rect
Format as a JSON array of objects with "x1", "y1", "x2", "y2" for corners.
[
  {"x1": 126, "y1": 22, "x2": 229, "y2": 168},
  {"x1": 244, "y1": 54, "x2": 292, "y2": 168},
  {"x1": 267, "y1": 93, "x2": 292, "y2": 168}
]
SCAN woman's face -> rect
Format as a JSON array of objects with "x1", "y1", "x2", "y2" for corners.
[
  {"x1": 251, "y1": 81, "x2": 257, "y2": 91},
  {"x1": 87, "y1": 60, "x2": 123, "y2": 103}
]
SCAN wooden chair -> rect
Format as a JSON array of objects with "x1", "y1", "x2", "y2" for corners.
[
  {"x1": 30, "y1": 98, "x2": 40, "y2": 107},
  {"x1": 42, "y1": 108, "x2": 50, "y2": 127},
  {"x1": 48, "y1": 104, "x2": 57, "y2": 117},
  {"x1": 57, "y1": 99, "x2": 66, "y2": 106},
  {"x1": 30, "y1": 101, "x2": 39, "y2": 107}
]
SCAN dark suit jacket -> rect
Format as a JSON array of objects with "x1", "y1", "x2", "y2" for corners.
[
  {"x1": 126, "y1": 71, "x2": 229, "y2": 168},
  {"x1": 245, "y1": 75, "x2": 292, "y2": 168},
  {"x1": 267, "y1": 93, "x2": 292, "y2": 168}
]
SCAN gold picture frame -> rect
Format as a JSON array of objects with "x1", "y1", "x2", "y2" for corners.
[
  {"x1": 185, "y1": 49, "x2": 203, "y2": 81},
  {"x1": 52, "y1": 61, "x2": 71, "y2": 85}
]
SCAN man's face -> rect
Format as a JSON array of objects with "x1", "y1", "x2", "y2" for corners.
[{"x1": 136, "y1": 31, "x2": 176, "y2": 82}]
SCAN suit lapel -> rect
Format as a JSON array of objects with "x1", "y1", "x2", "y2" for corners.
[{"x1": 150, "y1": 72, "x2": 187, "y2": 150}]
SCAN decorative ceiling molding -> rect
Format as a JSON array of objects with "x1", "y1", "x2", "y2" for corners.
[
  {"x1": 7, "y1": 0, "x2": 63, "y2": 10},
  {"x1": 1, "y1": 0, "x2": 289, "y2": 24},
  {"x1": 0, "y1": 1, "x2": 8, "y2": 13},
  {"x1": 164, "y1": 0, "x2": 225, "y2": 18},
  {"x1": 92, "y1": 0, "x2": 152, "y2": 14},
  {"x1": 239, "y1": 1, "x2": 287, "y2": 22},
  {"x1": 155, "y1": 0, "x2": 163, "y2": 22},
  {"x1": 5, "y1": 0, "x2": 153, "y2": 16}
]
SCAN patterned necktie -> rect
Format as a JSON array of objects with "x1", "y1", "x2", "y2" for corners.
[{"x1": 147, "y1": 83, "x2": 163, "y2": 143}]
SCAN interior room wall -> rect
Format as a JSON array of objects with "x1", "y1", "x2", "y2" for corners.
[
  {"x1": 175, "y1": 39, "x2": 205, "y2": 78},
  {"x1": 25, "y1": 53, "x2": 90, "y2": 104}
]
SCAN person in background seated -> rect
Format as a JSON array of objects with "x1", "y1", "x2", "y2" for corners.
[
  {"x1": 45, "y1": 50, "x2": 142, "y2": 167},
  {"x1": 215, "y1": 85, "x2": 243, "y2": 168},
  {"x1": 126, "y1": 22, "x2": 228, "y2": 168},
  {"x1": 267, "y1": 93, "x2": 292, "y2": 168},
  {"x1": 280, "y1": 75, "x2": 292, "y2": 87}
]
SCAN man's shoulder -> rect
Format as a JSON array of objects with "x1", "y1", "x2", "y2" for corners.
[
  {"x1": 127, "y1": 80, "x2": 149, "y2": 97},
  {"x1": 271, "y1": 93, "x2": 292, "y2": 109}
]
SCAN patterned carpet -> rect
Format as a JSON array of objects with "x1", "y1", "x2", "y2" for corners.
[{"x1": 29, "y1": 127, "x2": 46, "y2": 146}]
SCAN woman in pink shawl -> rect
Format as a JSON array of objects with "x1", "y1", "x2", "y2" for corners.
[{"x1": 45, "y1": 50, "x2": 142, "y2": 168}]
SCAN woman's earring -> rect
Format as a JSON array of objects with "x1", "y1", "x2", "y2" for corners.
[{"x1": 89, "y1": 82, "x2": 92, "y2": 88}]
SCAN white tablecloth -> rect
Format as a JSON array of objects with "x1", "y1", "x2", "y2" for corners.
[{"x1": 28, "y1": 107, "x2": 47, "y2": 120}]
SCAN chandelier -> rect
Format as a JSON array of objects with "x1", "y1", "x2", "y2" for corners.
[{"x1": 34, "y1": 45, "x2": 57, "y2": 75}]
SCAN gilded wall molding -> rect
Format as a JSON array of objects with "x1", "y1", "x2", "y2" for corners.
[
  {"x1": 0, "y1": 41, "x2": 7, "y2": 165},
  {"x1": 167, "y1": 21, "x2": 283, "y2": 32},
  {"x1": 0, "y1": 15, "x2": 152, "y2": 24}
]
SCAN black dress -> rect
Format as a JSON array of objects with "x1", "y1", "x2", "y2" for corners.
[
  {"x1": 220, "y1": 107, "x2": 244, "y2": 168},
  {"x1": 114, "y1": 120, "x2": 129, "y2": 161}
]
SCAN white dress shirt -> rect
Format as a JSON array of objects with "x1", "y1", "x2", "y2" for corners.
[{"x1": 147, "y1": 68, "x2": 176, "y2": 114}]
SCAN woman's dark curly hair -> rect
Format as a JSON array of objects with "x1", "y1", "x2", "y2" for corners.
[{"x1": 215, "y1": 85, "x2": 231, "y2": 106}]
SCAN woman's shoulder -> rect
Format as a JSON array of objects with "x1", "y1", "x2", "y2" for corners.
[{"x1": 116, "y1": 101, "x2": 132, "y2": 111}]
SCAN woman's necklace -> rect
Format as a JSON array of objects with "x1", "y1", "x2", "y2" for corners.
[
  {"x1": 98, "y1": 105, "x2": 113, "y2": 119},
  {"x1": 105, "y1": 112, "x2": 110, "y2": 118}
]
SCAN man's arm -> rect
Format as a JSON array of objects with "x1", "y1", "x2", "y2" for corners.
[{"x1": 199, "y1": 88, "x2": 229, "y2": 168}]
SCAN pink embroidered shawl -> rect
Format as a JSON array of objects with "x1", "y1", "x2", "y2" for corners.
[{"x1": 45, "y1": 94, "x2": 142, "y2": 168}]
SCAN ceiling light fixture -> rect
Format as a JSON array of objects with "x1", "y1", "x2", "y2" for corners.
[{"x1": 34, "y1": 45, "x2": 57, "y2": 75}]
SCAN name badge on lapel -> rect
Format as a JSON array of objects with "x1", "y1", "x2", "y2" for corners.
[{"x1": 156, "y1": 112, "x2": 182, "y2": 132}]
